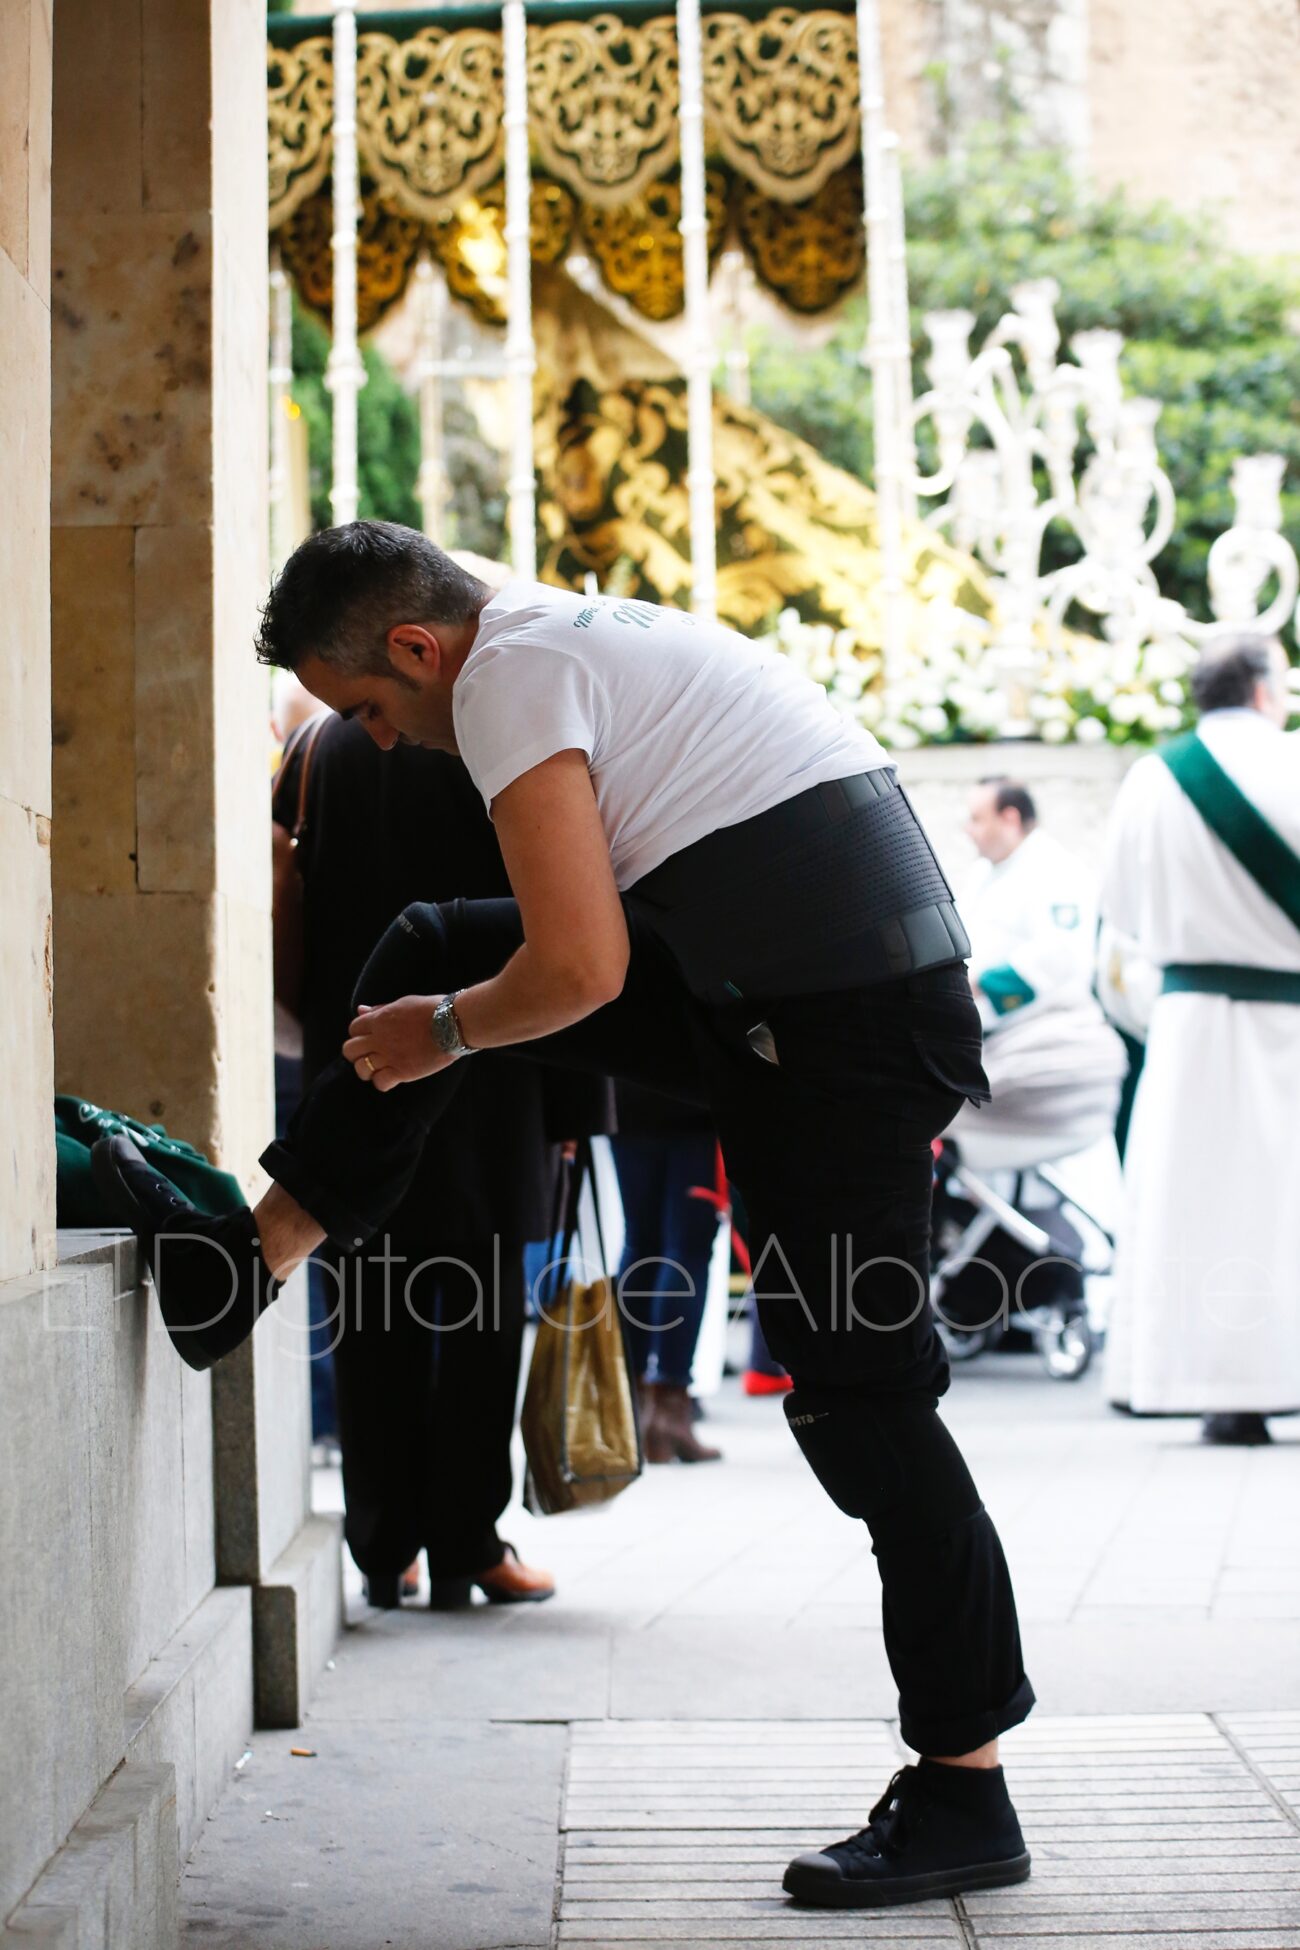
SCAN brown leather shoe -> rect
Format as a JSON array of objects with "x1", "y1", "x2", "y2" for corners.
[
  {"x1": 643, "y1": 1383, "x2": 722, "y2": 1464},
  {"x1": 473, "y1": 1543, "x2": 555, "y2": 1606}
]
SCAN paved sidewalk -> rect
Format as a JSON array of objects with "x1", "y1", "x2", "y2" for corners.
[{"x1": 180, "y1": 1359, "x2": 1300, "y2": 1948}]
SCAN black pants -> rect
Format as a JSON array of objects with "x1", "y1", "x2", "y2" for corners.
[
  {"x1": 320, "y1": 1233, "x2": 524, "y2": 1580},
  {"x1": 264, "y1": 895, "x2": 1033, "y2": 1754}
]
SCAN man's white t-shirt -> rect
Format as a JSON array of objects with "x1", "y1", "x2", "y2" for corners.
[{"x1": 452, "y1": 581, "x2": 890, "y2": 890}]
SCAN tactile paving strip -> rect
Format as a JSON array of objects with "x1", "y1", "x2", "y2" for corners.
[{"x1": 556, "y1": 1716, "x2": 1300, "y2": 1947}]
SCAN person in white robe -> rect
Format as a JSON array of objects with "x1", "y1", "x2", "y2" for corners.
[
  {"x1": 952, "y1": 779, "x2": 1126, "y2": 1160},
  {"x1": 1099, "y1": 636, "x2": 1300, "y2": 1443}
]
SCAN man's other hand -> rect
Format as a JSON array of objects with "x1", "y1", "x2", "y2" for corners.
[{"x1": 343, "y1": 998, "x2": 457, "y2": 1091}]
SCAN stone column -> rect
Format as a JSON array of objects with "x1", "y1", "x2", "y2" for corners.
[
  {"x1": 0, "y1": 0, "x2": 56, "y2": 1283},
  {"x1": 47, "y1": 0, "x2": 343, "y2": 1758},
  {"x1": 50, "y1": 0, "x2": 272, "y2": 1185}
]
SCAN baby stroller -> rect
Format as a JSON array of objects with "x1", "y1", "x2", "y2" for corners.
[{"x1": 929, "y1": 1007, "x2": 1126, "y2": 1380}]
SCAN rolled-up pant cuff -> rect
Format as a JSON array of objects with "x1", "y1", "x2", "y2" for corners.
[
  {"x1": 260, "y1": 1139, "x2": 376, "y2": 1252},
  {"x1": 899, "y1": 1674, "x2": 1036, "y2": 1758}
]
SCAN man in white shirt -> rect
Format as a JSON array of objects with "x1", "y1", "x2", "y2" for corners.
[
  {"x1": 96, "y1": 522, "x2": 1034, "y2": 1912},
  {"x1": 964, "y1": 780, "x2": 1097, "y2": 1029},
  {"x1": 953, "y1": 779, "x2": 1126, "y2": 1151}
]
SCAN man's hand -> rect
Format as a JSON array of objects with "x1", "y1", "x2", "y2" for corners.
[{"x1": 343, "y1": 998, "x2": 458, "y2": 1091}]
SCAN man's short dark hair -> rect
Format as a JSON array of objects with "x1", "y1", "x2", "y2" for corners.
[
  {"x1": 979, "y1": 776, "x2": 1037, "y2": 828},
  {"x1": 1190, "y1": 635, "x2": 1281, "y2": 716},
  {"x1": 256, "y1": 520, "x2": 492, "y2": 677}
]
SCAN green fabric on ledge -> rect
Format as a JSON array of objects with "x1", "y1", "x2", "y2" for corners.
[{"x1": 54, "y1": 1096, "x2": 245, "y2": 1229}]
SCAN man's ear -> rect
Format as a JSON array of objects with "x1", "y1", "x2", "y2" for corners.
[{"x1": 386, "y1": 624, "x2": 440, "y2": 681}]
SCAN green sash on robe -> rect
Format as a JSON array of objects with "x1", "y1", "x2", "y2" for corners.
[{"x1": 1158, "y1": 731, "x2": 1300, "y2": 1003}]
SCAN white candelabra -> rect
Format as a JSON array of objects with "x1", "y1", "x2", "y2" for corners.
[
  {"x1": 412, "y1": 254, "x2": 508, "y2": 550},
  {"x1": 325, "y1": 3, "x2": 365, "y2": 527},
  {"x1": 677, "y1": 0, "x2": 719, "y2": 621},
  {"x1": 268, "y1": 248, "x2": 295, "y2": 573},
  {"x1": 910, "y1": 279, "x2": 1298, "y2": 731}
]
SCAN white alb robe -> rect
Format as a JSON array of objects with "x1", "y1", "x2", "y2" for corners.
[{"x1": 1100, "y1": 709, "x2": 1300, "y2": 1413}]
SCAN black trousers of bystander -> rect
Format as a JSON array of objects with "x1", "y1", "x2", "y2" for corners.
[{"x1": 319, "y1": 1232, "x2": 527, "y2": 1582}]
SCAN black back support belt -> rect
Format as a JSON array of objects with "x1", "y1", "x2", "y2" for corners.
[{"x1": 626, "y1": 768, "x2": 970, "y2": 1002}]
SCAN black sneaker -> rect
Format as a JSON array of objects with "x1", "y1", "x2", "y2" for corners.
[
  {"x1": 783, "y1": 1762, "x2": 1030, "y2": 1909},
  {"x1": 91, "y1": 1135, "x2": 277, "y2": 1372}
]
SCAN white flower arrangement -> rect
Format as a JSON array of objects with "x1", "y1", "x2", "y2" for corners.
[{"x1": 763, "y1": 608, "x2": 1206, "y2": 748}]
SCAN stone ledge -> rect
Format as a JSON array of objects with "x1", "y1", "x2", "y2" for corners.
[
  {"x1": 251, "y1": 1513, "x2": 344, "y2": 1730},
  {"x1": 53, "y1": 1230, "x2": 141, "y2": 1283},
  {"x1": 124, "y1": 1585, "x2": 253, "y2": 1872},
  {"x1": 2, "y1": 1762, "x2": 177, "y2": 1950}
]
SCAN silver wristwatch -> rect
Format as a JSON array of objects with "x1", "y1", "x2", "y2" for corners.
[{"x1": 430, "y1": 990, "x2": 475, "y2": 1059}]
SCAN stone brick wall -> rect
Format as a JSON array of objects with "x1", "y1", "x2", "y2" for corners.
[
  {"x1": 880, "y1": 0, "x2": 1300, "y2": 257},
  {"x1": 0, "y1": 0, "x2": 56, "y2": 1282},
  {"x1": 1086, "y1": 0, "x2": 1300, "y2": 258},
  {"x1": 50, "y1": 0, "x2": 274, "y2": 1185}
]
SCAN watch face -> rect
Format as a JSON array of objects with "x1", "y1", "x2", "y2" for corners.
[{"x1": 434, "y1": 998, "x2": 463, "y2": 1055}]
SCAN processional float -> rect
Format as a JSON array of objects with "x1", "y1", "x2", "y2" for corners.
[{"x1": 266, "y1": 3, "x2": 1297, "y2": 736}]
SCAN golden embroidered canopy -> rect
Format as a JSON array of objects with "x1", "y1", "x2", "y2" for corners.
[{"x1": 268, "y1": 4, "x2": 868, "y2": 332}]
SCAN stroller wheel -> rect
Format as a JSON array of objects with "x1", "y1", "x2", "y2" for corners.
[
  {"x1": 935, "y1": 1318, "x2": 995, "y2": 1363},
  {"x1": 1036, "y1": 1309, "x2": 1094, "y2": 1381}
]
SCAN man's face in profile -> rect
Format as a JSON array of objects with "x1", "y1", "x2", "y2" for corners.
[
  {"x1": 296, "y1": 638, "x2": 451, "y2": 753},
  {"x1": 965, "y1": 785, "x2": 1024, "y2": 864}
]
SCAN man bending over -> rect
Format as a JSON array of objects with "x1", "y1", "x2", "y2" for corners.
[{"x1": 97, "y1": 521, "x2": 1034, "y2": 1911}]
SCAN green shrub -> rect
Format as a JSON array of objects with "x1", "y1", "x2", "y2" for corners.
[{"x1": 292, "y1": 305, "x2": 421, "y2": 530}]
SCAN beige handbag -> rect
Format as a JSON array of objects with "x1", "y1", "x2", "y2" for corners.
[{"x1": 521, "y1": 1143, "x2": 643, "y2": 1516}]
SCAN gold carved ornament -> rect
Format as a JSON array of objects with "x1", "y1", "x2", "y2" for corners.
[
  {"x1": 536, "y1": 373, "x2": 997, "y2": 654},
  {"x1": 578, "y1": 169, "x2": 730, "y2": 322},
  {"x1": 277, "y1": 181, "x2": 427, "y2": 334},
  {"x1": 527, "y1": 14, "x2": 681, "y2": 209},
  {"x1": 266, "y1": 11, "x2": 866, "y2": 320},
  {"x1": 427, "y1": 176, "x2": 577, "y2": 328},
  {"x1": 701, "y1": 9, "x2": 861, "y2": 201},
  {"x1": 268, "y1": 35, "x2": 334, "y2": 230},
  {"x1": 735, "y1": 162, "x2": 865, "y2": 314},
  {"x1": 355, "y1": 27, "x2": 505, "y2": 222}
]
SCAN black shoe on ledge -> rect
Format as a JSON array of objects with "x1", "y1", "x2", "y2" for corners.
[
  {"x1": 91, "y1": 1135, "x2": 278, "y2": 1372},
  {"x1": 783, "y1": 1761, "x2": 1030, "y2": 1909}
]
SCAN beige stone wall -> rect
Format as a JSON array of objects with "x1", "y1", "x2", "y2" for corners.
[
  {"x1": 1087, "y1": 0, "x2": 1300, "y2": 259},
  {"x1": 0, "y1": 0, "x2": 56, "y2": 1281},
  {"x1": 51, "y1": 0, "x2": 273, "y2": 1184},
  {"x1": 879, "y1": 0, "x2": 1300, "y2": 257},
  {"x1": 901, "y1": 740, "x2": 1139, "y2": 888}
]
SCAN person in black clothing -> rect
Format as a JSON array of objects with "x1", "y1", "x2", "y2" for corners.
[
  {"x1": 611, "y1": 1082, "x2": 723, "y2": 1463},
  {"x1": 274, "y1": 712, "x2": 609, "y2": 1607}
]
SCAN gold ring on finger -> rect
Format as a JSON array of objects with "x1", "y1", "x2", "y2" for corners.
[{"x1": 364, "y1": 1054, "x2": 376, "y2": 1075}]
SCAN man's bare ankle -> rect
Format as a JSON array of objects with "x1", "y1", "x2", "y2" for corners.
[
  {"x1": 925, "y1": 1739, "x2": 1001, "y2": 1770},
  {"x1": 253, "y1": 1184, "x2": 327, "y2": 1280}
]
